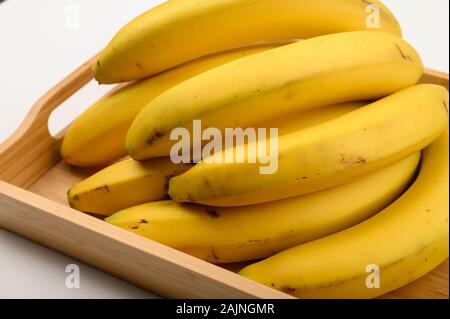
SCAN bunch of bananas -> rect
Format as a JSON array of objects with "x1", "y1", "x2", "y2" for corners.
[{"x1": 62, "y1": 0, "x2": 449, "y2": 298}]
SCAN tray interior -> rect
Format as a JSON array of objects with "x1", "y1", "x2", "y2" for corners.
[
  {"x1": 26, "y1": 149, "x2": 450, "y2": 299},
  {"x1": 2, "y1": 68, "x2": 447, "y2": 299}
]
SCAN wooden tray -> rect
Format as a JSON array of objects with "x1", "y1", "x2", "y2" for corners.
[{"x1": 0, "y1": 58, "x2": 448, "y2": 299}]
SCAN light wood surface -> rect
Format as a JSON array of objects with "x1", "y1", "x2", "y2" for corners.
[
  {"x1": 0, "y1": 181, "x2": 292, "y2": 299},
  {"x1": 0, "y1": 60, "x2": 448, "y2": 299}
]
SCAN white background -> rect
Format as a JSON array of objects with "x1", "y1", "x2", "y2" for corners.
[{"x1": 0, "y1": 0, "x2": 448, "y2": 298}]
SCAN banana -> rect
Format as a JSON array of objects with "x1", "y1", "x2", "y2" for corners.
[
  {"x1": 93, "y1": 0, "x2": 401, "y2": 83},
  {"x1": 239, "y1": 131, "x2": 449, "y2": 299},
  {"x1": 62, "y1": 44, "x2": 282, "y2": 167},
  {"x1": 67, "y1": 158, "x2": 192, "y2": 216},
  {"x1": 126, "y1": 31, "x2": 423, "y2": 160},
  {"x1": 106, "y1": 153, "x2": 420, "y2": 264},
  {"x1": 69, "y1": 102, "x2": 362, "y2": 216},
  {"x1": 169, "y1": 84, "x2": 449, "y2": 207}
]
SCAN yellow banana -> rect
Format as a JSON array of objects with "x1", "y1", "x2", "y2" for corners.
[
  {"x1": 62, "y1": 44, "x2": 282, "y2": 167},
  {"x1": 106, "y1": 153, "x2": 420, "y2": 264},
  {"x1": 68, "y1": 102, "x2": 363, "y2": 216},
  {"x1": 67, "y1": 158, "x2": 192, "y2": 216},
  {"x1": 169, "y1": 84, "x2": 449, "y2": 207},
  {"x1": 126, "y1": 31, "x2": 423, "y2": 160},
  {"x1": 93, "y1": 0, "x2": 401, "y2": 83},
  {"x1": 239, "y1": 131, "x2": 449, "y2": 299}
]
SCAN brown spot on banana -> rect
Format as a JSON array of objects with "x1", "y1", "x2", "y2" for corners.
[
  {"x1": 70, "y1": 193, "x2": 80, "y2": 202},
  {"x1": 339, "y1": 154, "x2": 367, "y2": 167},
  {"x1": 147, "y1": 131, "x2": 164, "y2": 145},
  {"x1": 395, "y1": 43, "x2": 413, "y2": 61},
  {"x1": 211, "y1": 247, "x2": 219, "y2": 260},
  {"x1": 206, "y1": 209, "x2": 220, "y2": 218},
  {"x1": 442, "y1": 100, "x2": 448, "y2": 113}
]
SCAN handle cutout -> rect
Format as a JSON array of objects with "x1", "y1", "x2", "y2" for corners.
[{"x1": 48, "y1": 80, "x2": 112, "y2": 138}]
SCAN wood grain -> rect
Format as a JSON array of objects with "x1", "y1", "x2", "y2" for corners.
[
  {"x1": 0, "y1": 63, "x2": 448, "y2": 299},
  {"x1": 0, "y1": 181, "x2": 292, "y2": 299}
]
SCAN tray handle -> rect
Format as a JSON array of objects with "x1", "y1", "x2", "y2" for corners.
[
  {"x1": 421, "y1": 68, "x2": 449, "y2": 89},
  {"x1": 0, "y1": 56, "x2": 96, "y2": 187}
]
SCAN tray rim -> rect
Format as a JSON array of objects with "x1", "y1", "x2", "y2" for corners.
[{"x1": 0, "y1": 57, "x2": 448, "y2": 298}]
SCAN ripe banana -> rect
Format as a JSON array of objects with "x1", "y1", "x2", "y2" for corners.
[
  {"x1": 239, "y1": 131, "x2": 449, "y2": 299},
  {"x1": 106, "y1": 153, "x2": 420, "y2": 264},
  {"x1": 126, "y1": 31, "x2": 423, "y2": 160},
  {"x1": 68, "y1": 102, "x2": 362, "y2": 216},
  {"x1": 93, "y1": 0, "x2": 401, "y2": 83},
  {"x1": 62, "y1": 44, "x2": 282, "y2": 167},
  {"x1": 67, "y1": 158, "x2": 192, "y2": 216},
  {"x1": 169, "y1": 84, "x2": 449, "y2": 207}
]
